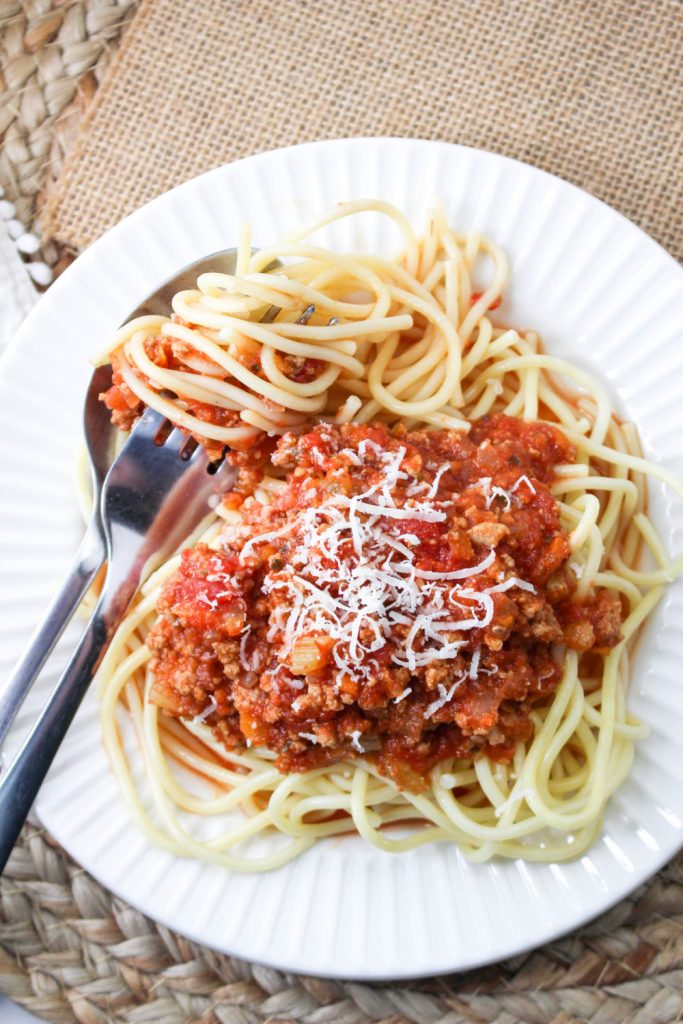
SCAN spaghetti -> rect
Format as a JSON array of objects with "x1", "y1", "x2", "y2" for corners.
[{"x1": 93, "y1": 201, "x2": 683, "y2": 871}]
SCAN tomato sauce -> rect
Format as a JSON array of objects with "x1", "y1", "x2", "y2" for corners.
[{"x1": 147, "y1": 418, "x2": 623, "y2": 790}]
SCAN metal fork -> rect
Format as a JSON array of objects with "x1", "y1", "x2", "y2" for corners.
[
  {"x1": 0, "y1": 248, "x2": 245, "y2": 749},
  {"x1": 0, "y1": 410, "x2": 236, "y2": 871}
]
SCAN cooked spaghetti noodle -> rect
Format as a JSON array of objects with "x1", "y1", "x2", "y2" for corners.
[{"x1": 93, "y1": 200, "x2": 683, "y2": 871}]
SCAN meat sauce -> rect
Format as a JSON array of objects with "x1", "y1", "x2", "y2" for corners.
[
  {"x1": 99, "y1": 329, "x2": 322, "y2": 463},
  {"x1": 147, "y1": 417, "x2": 623, "y2": 791}
]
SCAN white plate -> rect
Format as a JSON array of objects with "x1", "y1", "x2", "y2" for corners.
[{"x1": 2, "y1": 138, "x2": 683, "y2": 980}]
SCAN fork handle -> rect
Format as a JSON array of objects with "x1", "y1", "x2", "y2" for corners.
[
  {"x1": 0, "y1": 516, "x2": 105, "y2": 749},
  {"x1": 0, "y1": 564, "x2": 132, "y2": 873}
]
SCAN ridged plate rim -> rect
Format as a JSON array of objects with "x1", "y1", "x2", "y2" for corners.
[{"x1": 2, "y1": 138, "x2": 683, "y2": 979}]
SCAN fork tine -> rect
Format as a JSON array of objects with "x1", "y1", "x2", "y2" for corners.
[
  {"x1": 179, "y1": 437, "x2": 199, "y2": 461},
  {"x1": 162, "y1": 426, "x2": 193, "y2": 456},
  {"x1": 153, "y1": 419, "x2": 174, "y2": 446},
  {"x1": 296, "y1": 304, "x2": 315, "y2": 325},
  {"x1": 191, "y1": 442, "x2": 214, "y2": 464},
  {"x1": 127, "y1": 304, "x2": 343, "y2": 469},
  {"x1": 131, "y1": 406, "x2": 168, "y2": 443}
]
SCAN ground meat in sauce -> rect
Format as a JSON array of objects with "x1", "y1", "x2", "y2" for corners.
[
  {"x1": 146, "y1": 417, "x2": 624, "y2": 791},
  {"x1": 99, "y1": 335, "x2": 273, "y2": 463}
]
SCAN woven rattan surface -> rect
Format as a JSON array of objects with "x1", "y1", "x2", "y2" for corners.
[
  {"x1": 4, "y1": 822, "x2": 683, "y2": 1024},
  {"x1": 2, "y1": 2, "x2": 683, "y2": 1022}
]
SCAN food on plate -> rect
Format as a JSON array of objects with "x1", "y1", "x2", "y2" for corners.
[{"x1": 93, "y1": 200, "x2": 683, "y2": 870}]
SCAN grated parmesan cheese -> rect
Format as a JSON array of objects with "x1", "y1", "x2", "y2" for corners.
[
  {"x1": 424, "y1": 673, "x2": 468, "y2": 718},
  {"x1": 350, "y1": 730, "x2": 365, "y2": 753},
  {"x1": 486, "y1": 576, "x2": 536, "y2": 595},
  {"x1": 298, "y1": 731, "x2": 319, "y2": 743},
  {"x1": 475, "y1": 473, "x2": 537, "y2": 511},
  {"x1": 239, "y1": 625, "x2": 252, "y2": 670},
  {"x1": 510, "y1": 475, "x2": 536, "y2": 496},
  {"x1": 236, "y1": 440, "x2": 536, "y2": 698},
  {"x1": 191, "y1": 695, "x2": 218, "y2": 725}
]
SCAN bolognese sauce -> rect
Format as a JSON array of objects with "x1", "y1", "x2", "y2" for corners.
[
  {"x1": 147, "y1": 417, "x2": 623, "y2": 791},
  {"x1": 99, "y1": 320, "x2": 325, "y2": 464}
]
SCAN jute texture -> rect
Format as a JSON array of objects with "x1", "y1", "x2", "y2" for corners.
[
  {"x1": 3, "y1": 2, "x2": 683, "y2": 1022},
  {"x1": 4, "y1": 821, "x2": 683, "y2": 1024},
  {"x1": 42, "y1": 0, "x2": 683, "y2": 260}
]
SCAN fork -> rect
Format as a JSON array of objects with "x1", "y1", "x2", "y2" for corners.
[
  {"x1": 0, "y1": 409, "x2": 236, "y2": 872},
  {"x1": 0, "y1": 248, "x2": 246, "y2": 749}
]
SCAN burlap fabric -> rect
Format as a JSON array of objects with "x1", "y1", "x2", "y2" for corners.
[
  {"x1": 42, "y1": 0, "x2": 683, "y2": 260},
  {"x1": 3, "y1": 1, "x2": 683, "y2": 1022}
]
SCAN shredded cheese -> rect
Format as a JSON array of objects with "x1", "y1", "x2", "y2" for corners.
[
  {"x1": 298, "y1": 731, "x2": 319, "y2": 743},
  {"x1": 424, "y1": 673, "x2": 468, "y2": 718},
  {"x1": 234, "y1": 440, "x2": 536, "y2": 701},
  {"x1": 350, "y1": 730, "x2": 365, "y2": 753},
  {"x1": 192, "y1": 695, "x2": 218, "y2": 725},
  {"x1": 475, "y1": 473, "x2": 537, "y2": 511},
  {"x1": 510, "y1": 475, "x2": 536, "y2": 496}
]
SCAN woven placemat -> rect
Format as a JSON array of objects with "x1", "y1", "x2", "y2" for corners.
[
  {"x1": 3, "y1": 821, "x2": 683, "y2": 1024},
  {"x1": 3, "y1": 2, "x2": 683, "y2": 1022}
]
